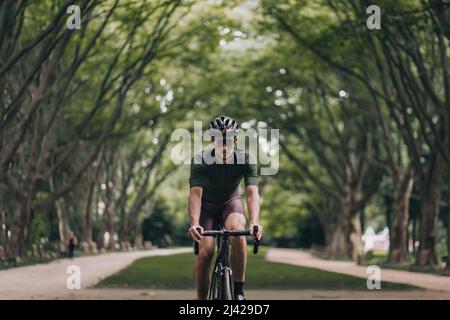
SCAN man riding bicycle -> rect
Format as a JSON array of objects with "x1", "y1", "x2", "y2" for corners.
[{"x1": 188, "y1": 115, "x2": 263, "y2": 300}]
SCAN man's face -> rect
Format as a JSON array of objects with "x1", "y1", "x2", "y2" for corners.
[{"x1": 213, "y1": 137, "x2": 235, "y2": 160}]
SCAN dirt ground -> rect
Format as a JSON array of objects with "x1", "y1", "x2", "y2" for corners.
[
  {"x1": 15, "y1": 289, "x2": 450, "y2": 300},
  {"x1": 1, "y1": 247, "x2": 450, "y2": 300},
  {"x1": 0, "y1": 248, "x2": 191, "y2": 300}
]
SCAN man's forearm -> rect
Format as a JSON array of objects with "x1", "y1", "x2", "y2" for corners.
[
  {"x1": 188, "y1": 188, "x2": 202, "y2": 226},
  {"x1": 247, "y1": 192, "x2": 260, "y2": 224},
  {"x1": 188, "y1": 200, "x2": 201, "y2": 226}
]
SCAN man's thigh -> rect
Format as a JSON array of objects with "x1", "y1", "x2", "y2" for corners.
[
  {"x1": 222, "y1": 195, "x2": 246, "y2": 229},
  {"x1": 199, "y1": 201, "x2": 219, "y2": 230}
]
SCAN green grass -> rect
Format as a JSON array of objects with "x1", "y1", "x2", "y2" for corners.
[
  {"x1": 95, "y1": 248, "x2": 418, "y2": 290},
  {"x1": 361, "y1": 251, "x2": 450, "y2": 277}
]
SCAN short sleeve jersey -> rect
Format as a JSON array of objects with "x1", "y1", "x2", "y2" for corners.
[{"x1": 189, "y1": 147, "x2": 258, "y2": 202}]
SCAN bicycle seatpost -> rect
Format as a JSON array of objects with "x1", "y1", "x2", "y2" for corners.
[{"x1": 253, "y1": 225, "x2": 260, "y2": 254}]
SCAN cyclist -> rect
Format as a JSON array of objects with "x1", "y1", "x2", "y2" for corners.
[{"x1": 188, "y1": 115, "x2": 263, "y2": 300}]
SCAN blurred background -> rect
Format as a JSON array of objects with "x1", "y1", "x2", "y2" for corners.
[{"x1": 0, "y1": 0, "x2": 449, "y2": 277}]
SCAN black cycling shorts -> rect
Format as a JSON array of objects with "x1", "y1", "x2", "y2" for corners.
[{"x1": 199, "y1": 192, "x2": 245, "y2": 230}]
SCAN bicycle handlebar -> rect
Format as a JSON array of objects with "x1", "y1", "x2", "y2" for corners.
[
  {"x1": 201, "y1": 229, "x2": 251, "y2": 236},
  {"x1": 193, "y1": 226, "x2": 260, "y2": 255}
]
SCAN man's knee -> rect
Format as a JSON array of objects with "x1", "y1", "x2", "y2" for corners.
[
  {"x1": 225, "y1": 213, "x2": 246, "y2": 230},
  {"x1": 225, "y1": 213, "x2": 247, "y2": 249}
]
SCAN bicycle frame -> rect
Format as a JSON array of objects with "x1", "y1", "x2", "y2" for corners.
[
  {"x1": 209, "y1": 232, "x2": 232, "y2": 300},
  {"x1": 193, "y1": 226, "x2": 259, "y2": 300}
]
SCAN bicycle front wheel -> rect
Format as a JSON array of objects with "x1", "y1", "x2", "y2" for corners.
[
  {"x1": 209, "y1": 272, "x2": 221, "y2": 300},
  {"x1": 221, "y1": 268, "x2": 233, "y2": 300}
]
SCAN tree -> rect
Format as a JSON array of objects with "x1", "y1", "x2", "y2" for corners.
[{"x1": 261, "y1": 0, "x2": 449, "y2": 265}]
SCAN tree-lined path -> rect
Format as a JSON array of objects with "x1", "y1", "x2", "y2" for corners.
[{"x1": 1, "y1": 0, "x2": 450, "y2": 301}]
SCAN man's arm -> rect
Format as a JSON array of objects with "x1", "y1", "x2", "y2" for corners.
[
  {"x1": 188, "y1": 187, "x2": 204, "y2": 242},
  {"x1": 246, "y1": 185, "x2": 263, "y2": 240}
]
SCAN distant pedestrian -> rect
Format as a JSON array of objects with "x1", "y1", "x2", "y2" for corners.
[{"x1": 68, "y1": 231, "x2": 78, "y2": 258}]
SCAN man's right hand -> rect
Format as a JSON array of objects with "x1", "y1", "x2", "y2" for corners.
[{"x1": 188, "y1": 225, "x2": 204, "y2": 242}]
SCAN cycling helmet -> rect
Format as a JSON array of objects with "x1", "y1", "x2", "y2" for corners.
[{"x1": 209, "y1": 116, "x2": 240, "y2": 137}]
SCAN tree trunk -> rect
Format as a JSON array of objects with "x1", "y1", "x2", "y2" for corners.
[
  {"x1": 50, "y1": 176, "x2": 69, "y2": 252},
  {"x1": 417, "y1": 152, "x2": 445, "y2": 266},
  {"x1": 82, "y1": 182, "x2": 93, "y2": 252},
  {"x1": 55, "y1": 198, "x2": 69, "y2": 253},
  {"x1": 82, "y1": 156, "x2": 102, "y2": 252},
  {"x1": 384, "y1": 194, "x2": 392, "y2": 232},
  {"x1": 411, "y1": 207, "x2": 417, "y2": 254},
  {"x1": 333, "y1": 193, "x2": 363, "y2": 261},
  {"x1": 96, "y1": 149, "x2": 119, "y2": 251},
  {"x1": 96, "y1": 226, "x2": 105, "y2": 250},
  {"x1": 319, "y1": 215, "x2": 336, "y2": 254},
  {"x1": 447, "y1": 177, "x2": 450, "y2": 270},
  {"x1": 106, "y1": 151, "x2": 119, "y2": 250},
  {"x1": 96, "y1": 183, "x2": 106, "y2": 250},
  {"x1": 417, "y1": 188, "x2": 440, "y2": 265},
  {"x1": 350, "y1": 210, "x2": 363, "y2": 263},
  {"x1": 106, "y1": 201, "x2": 116, "y2": 250},
  {"x1": 0, "y1": 199, "x2": 5, "y2": 247},
  {"x1": 119, "y1": 210, "x2": 129, "y2": 250},
  {"x1": 389, "y1": 168, "x2": 414, "y2": 263},
  {"x1": 134, "y1": 219, "x2": 143, "y2": 249},
  {"x1": 327, "y1": 221, "x2": 347, "y2": 258},
  {"x1": 9, "y1": 199, "x2": 31, "y2": 258}
]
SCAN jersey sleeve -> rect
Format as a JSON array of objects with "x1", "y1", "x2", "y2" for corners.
[
  {"x1": 189, "y1": 156, "x2": 205, "y2": 188},
  {"x1": 243, "y1": 153, "x2": 258, "y2": 186}
]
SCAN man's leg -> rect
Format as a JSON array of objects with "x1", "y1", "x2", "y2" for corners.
[
  {"x1": 224, "y1": 213, "x2": 247, "y2": 287},
  {"x1": 195, "y1": 236, "x2": 215, "y2": 300}
]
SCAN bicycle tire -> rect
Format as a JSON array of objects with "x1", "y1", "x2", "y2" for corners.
[
  {"x1": 210, "y1": 271, "x2": 221, "y2": 300},
  {"x1": 222, "y1": 268, "x2": 233, "y2": 300}
]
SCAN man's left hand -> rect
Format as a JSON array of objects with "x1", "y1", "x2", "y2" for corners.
[{"x1": 249, "y1": 223, "x2": 263, "y2": 240}]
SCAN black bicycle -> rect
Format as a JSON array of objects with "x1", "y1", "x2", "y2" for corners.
[{"x1": 194, "y1": 225, "x2": 260, "y2": 300}]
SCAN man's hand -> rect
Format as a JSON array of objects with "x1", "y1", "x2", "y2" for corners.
[
  {"x1": 188, "y1": 225, "x2": 204, "y2": 242},
  {"x1": 249, "y1": 223, "x2": 263, "y2": 240}
]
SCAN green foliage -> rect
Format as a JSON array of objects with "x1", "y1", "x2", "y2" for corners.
[
  {"x1": 142, "y1": 199, "x2": 190, "y2": 247},
  {"x1": 28, "y1": 214, "x2": 49, "y2": 245},
  {"x1": 2, "y1": 0, "x2": 448, "y2": 266}
]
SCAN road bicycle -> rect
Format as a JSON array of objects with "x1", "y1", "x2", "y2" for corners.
[{"x1": 194, "y1": 225, "x2": 259, "y2": 300}]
